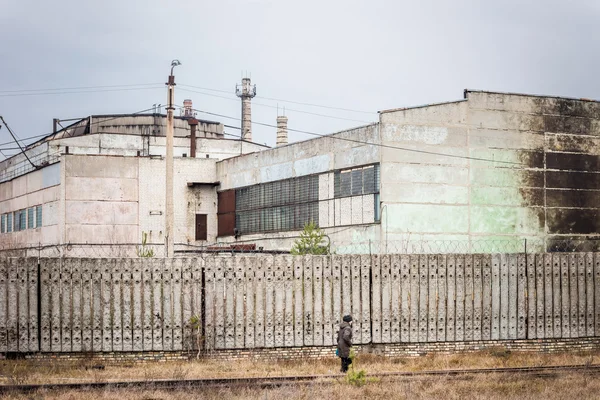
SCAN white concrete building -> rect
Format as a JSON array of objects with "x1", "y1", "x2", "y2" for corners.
[
  {"x1": 216, "y1": 90, "x2": 600, "y2": 254},
  {"x1": 2, "y1": 90, "x2": 599, "y2": 256},
  {"x1": 0, "y1": 112, "x2": 267, "y2": 255}
]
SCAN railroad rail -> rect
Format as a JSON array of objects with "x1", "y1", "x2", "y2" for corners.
[{"x1": 1, "y1": 364, "x2": 599, "y2": 394}]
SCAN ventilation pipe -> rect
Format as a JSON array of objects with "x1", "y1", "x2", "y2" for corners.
[{"x1": 188, "y1": 117, "x2": 198, "y2": 158}]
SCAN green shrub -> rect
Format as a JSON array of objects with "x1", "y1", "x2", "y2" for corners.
[{"x1": 290, "y1": 222, "x2": 330, "y2": 255}]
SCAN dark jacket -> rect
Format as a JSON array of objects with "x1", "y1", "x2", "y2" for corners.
[{"x1": 336, "y1": 321, "x2": 353, "y2": 358}]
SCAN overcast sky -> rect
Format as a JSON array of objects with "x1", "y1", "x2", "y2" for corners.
[{"x1": 1, "y1": 0, "x2": 599, "y2": 158}]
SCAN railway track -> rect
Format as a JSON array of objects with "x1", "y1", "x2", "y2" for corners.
[{"x1": 1, "y1": 364, "x2": 598, "y2": 394}]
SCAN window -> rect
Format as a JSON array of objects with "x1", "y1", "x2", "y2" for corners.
[
  {"x1": 1, "y1": 214, "x2": 5, "y2": 233},
  {"x1": 14, "y1": 210, "x2": 26, "y2": 232},
  {"x1": 7, "y1": 213, "x2": 12, "y2": 233},
  {"x1": 334, "y1": 164, "x2": 380, "y2": 198},
  {"x1": 36, "y1": 206, "x2": 42, "y2": 228},
  {"x1": 19, "y1": 210, "x2": 26, "y2": 231},
  {"x1": 232, "y1": 174, "x2": 320, "y2": 235},
  {"x1": 27, "y1": 208, "x2": 34, "y2": 229},
  {"x1": 195, "y1": 214, "x2": 207, "y2": 241}
]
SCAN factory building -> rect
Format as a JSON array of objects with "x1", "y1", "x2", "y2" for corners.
[{"x1": 1, "y1": 87, "x2": 598, "y2": 255}]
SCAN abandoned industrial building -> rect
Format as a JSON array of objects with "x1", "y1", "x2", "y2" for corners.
[{"x1": 1, "y1": 87, "x2": 600, "y2": 256}]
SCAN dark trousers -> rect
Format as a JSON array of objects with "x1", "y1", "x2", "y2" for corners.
[{"x1": 340, "y1": 357, "x2": 352, "y2": 372}]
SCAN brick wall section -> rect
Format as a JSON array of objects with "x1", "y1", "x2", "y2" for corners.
[{"x1": 14, "y1": 337, "x2": 600, "y2": 364}]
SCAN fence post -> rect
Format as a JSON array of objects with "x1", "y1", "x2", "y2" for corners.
[{"x1": 37, "y1": 260, "x2": 41, "y2": 352}]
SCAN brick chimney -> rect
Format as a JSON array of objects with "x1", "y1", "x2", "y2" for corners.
[
  {"x1": 276, "y1": 115, "x2": 288, "y2": 146},
  {"x1": 183, "y1": 99, "x2": 193, "y2": 118}
]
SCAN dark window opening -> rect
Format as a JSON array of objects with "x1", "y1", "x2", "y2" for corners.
[
  {"x1": 217, "y1": 190, "x2": 236, "y2": 237},
  {"x1": 230, "y1": 174, "x2": 320, "y2": 235},
  {"x1": 195, "y1": 214, "x2": 207, "y2": 241}
]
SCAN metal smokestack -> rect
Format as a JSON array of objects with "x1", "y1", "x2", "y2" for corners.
[
  {"x1": 236, "y1": 77, "x2": 256, "y2": 142},
  {"x1": 276, "y1": 115, "x2": 288, "y2": 146}
]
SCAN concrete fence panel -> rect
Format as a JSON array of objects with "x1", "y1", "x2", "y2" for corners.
[{"x1": 3, "y1": 253, "x2": 600, "y2": 353}]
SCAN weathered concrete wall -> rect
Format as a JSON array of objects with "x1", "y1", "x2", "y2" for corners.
[
  {"x1": 467, "y1": 91, "x2": 600, "y2": 250},
  {"x1": 217, "y1": 224, "x2": 380, "y2": 253},
  {"x1": 2, "y1": 113, "x2": 268, "y2": 185},
  {"x1": 0, "y1": 142, "x2": 57, "y2": 184},
  {"x1": 63, "y1": 154, "x2": 221, "y2": 246},
  {"x1": 64, "y1": 155, "x2": 139, "y2": 244},
  {"x1": 51, "y1": 134, "x2": 266, "y2": 160},
  {"x1": 380, "y1": 101, "x2": 474, "y2": 246},
  {"x1": 463, "y1": 93, "x2": 545, "y2": 250},
  {"x1": 139, "y1": 157, "x2": 218, "y2": 245},
  {"x1": 0, "y1": 163, "x2": 61, "y2": 248},
  {"x1": 91, "y1": 115, "x2": 224, "y2": 138},
  {"x1": 217, "y1": 124, "x2": 379, "y2": 189},
  {"x1": 380, "y1": 91, "x2": 600, "y2": 251}
]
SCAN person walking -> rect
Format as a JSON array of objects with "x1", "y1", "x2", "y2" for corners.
[{"x1": 336, "y1": 315, "x2": 353, "y2": 373}]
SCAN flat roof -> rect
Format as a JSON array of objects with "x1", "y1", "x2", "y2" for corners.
[{"x1": 464, "y1": 89, "x2": 600, "y2": 103}]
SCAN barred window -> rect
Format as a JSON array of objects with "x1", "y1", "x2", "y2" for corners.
[
  {"x1": 7, "y1": 213, "x2": 13, "y2": 233},
  {"x1": 36, "y1": 206, "x2": 42, "y2": 228},
  {"x1": 14, "y1": 209, "x2": 26, "y2": 232},
  {"x1": 20, "y1": 210, "x2": 26, "y2": 231},
  {"x1": 234, "y1": 175, "x2": 319, "y2": 235},
  {"x1": 334, "y1": 164, "x2": 380, "y2": 198},
  {"x1": 1, "y1": 214, "x2": 5, "y2": 233},
  {"x1": 27, "y1": 208, "x2": 34, "y2": 229}
]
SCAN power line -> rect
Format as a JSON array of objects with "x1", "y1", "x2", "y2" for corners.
[
  {"x1": 178, "y1": 83, "x2": 376, "y2": 115},
  {"x1": 0, "y1": 106, "x2": 166, "y2": 158},
  {"x1": 192, "y1": 108, "x2": 524, "y2": 166},
  {"x1": 0, "y1": 116, "x2": 36, "y2": 168},
  {"x1": 178, "y1": 87, "x2": 373, "y2": 123},
  {"x1": 0, "y1": 83, "x2": 162, "y2": 94},
  {"x1": 0, "y1": 86, "x2": 163, "y2": 98},
  {"x1": 1, "y1": 106, "x2": 168, "y2": 150},
  {"x1": 0, "y1": 132, "x2": 57, "y2": 148}
]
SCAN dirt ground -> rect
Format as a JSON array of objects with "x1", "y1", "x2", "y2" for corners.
[{"x1": 1, "y1": 349, "x2": 599, "y2": 399}]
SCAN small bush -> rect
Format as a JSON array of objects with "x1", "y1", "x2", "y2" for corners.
[{"x1": 345, "y1": 368, "x2": 367, "y2": 387}]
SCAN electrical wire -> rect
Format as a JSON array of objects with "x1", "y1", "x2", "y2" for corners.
[
  {"x1": 193, "y1": 108, "x2": 525, "y2": 166},
  {"x1": 177, "y1": 87, "x2": 535, "y2": 150},
  {"x1": 0, "y1": 116, "x2": 36, "y2": 168},
  {"x1": 0, "y1": 83, "x2": 162, "y2": 93},
  {"x1": 0, "y1": 106, "x2": 167, "y2": 158},
  {"x1": 178, "y1": 87, "x2": 374, "y2": 123},
  {"x1": 1, "y1": 101, "x2": 524, "y2": 166},
  {"x1": 0, "y1": 86, "x2": 163, "y2": 97},
  {"x1": 179, "y1": 83, "x2": 376, "y2": 115}
]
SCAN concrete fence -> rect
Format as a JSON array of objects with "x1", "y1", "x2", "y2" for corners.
[{"x1": 0, "y1": 253, "x2": 599, "y2": 354}]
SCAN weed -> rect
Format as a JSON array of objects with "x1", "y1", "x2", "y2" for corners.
[
  {"x1": 171, "y1": 363, "x2": 190, "y2": 380},
  {"x1": 345, "y1": 368, "x2": 367, "y2": 386},
  {"x1": 137, "y1": 232, "x2": 155, "y2": 258}
]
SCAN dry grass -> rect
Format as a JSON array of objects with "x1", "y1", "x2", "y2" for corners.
[
  {"x1": 0, "y1": 349, "x2": 598, "y2": 386},
  {"x1": 0, "y1": 350, "x2": 599, "y2": 399},
  {"x1": 2, "y1": 373, "x2": 600, "y2": 400}
]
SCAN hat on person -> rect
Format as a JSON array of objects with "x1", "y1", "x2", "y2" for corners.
[{"x1": 343, "y1": 315, "x2": 353, "y2": 322}]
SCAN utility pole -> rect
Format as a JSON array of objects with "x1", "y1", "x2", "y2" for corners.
[{"x1": 165, "y1": 60, "x2": 181, "y2": 258}]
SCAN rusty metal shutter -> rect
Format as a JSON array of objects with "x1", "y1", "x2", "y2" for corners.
[
  {"x1": 195, "y1": 214, "x2": 207, "y2": 241},
  {"x1": 217, "y1": 190, "x2": 236, "y2": 237}
]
